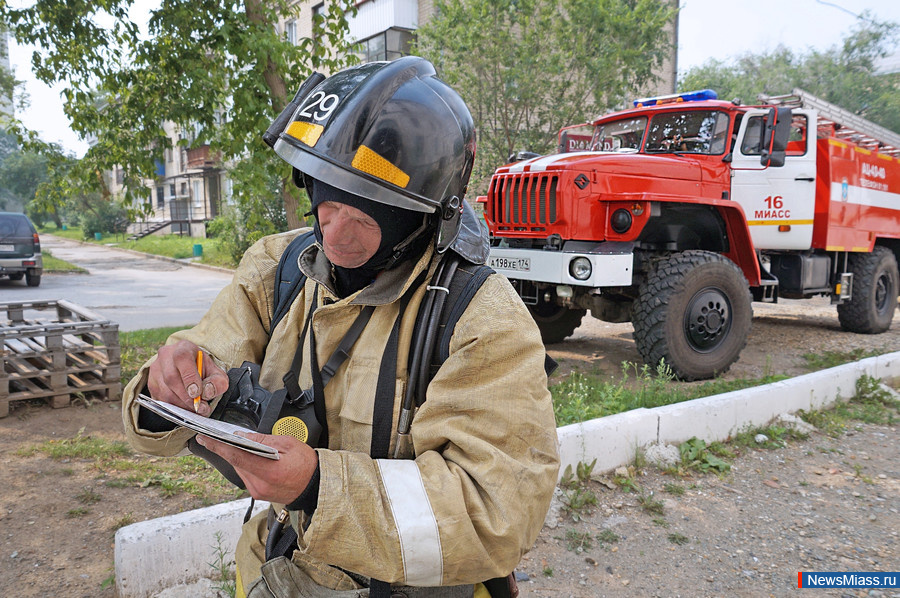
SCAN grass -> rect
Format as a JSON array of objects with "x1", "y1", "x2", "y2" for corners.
[
  {"x1": 39, "y1": 224, "x2": 236, "y2": 269},
  {"x1": 15, "y1": 427, "x2": 242, "y2": 503},
  {"x1": 799, "y1": 375, "x2": 899, "y2": 436},
  {"x1": 120, "y1": 327, "x2": 190, "y2": 381},
  {"x1": 552, "y1": 360, "x2": 789, "y2": 426},
  {"x1": 41, "y1": 249, "x2": 87, "y2": 273},
  {"x1": 802, "y1": 348, "x2": 887, "y2": 370},
  {"x1": 551, "y1": 347, "x2": 895, "y2": 428}
]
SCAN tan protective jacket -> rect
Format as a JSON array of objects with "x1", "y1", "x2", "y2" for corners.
[{"x1": 122, "y1": 229, "x2": 559, "y2": 590}]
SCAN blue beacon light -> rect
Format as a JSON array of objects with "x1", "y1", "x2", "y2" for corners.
[{"x1": 633, "y1": 89, "x2": 718, "y2": 107}]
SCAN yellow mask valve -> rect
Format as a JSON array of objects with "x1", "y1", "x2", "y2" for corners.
[
  {"x1": 286, "y1": 121, "x2": 324, "y2": 147},
  {"x1": 351, "y1": 145, "x2": 410, "y2": 188},
  {"x1": 272, "y1": 416, "x2": 309, "y2": 444}
]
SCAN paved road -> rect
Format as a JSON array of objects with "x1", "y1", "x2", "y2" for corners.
[{"x1": 0, "y1": 235, "x2": 233, "y2": 331}]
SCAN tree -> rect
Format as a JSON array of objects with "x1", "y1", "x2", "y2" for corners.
[
  {"x1": 415, "y1": 0, "x2": 675, "y2": 190},
  {"x1": 0, "y1": 147, "x2": 48, "y2": 212},
  {"x1": 0, "y1": 0, "x2": 358, "y2": 236},
  {"x1": 679, "y1": 13, "x2": 900, "y2": 133}
]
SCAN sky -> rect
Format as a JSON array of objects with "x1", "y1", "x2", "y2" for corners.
[{"x1": 6, "y1": 0, "x2": 900, "y2": 158}]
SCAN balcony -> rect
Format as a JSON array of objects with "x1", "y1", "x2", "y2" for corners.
[
  {"x1": 348, "y1": 0, "x2": 418, "y2": 42},
  {"x1": 185, "y1": 145, "x2": 219, "y2": 170}
]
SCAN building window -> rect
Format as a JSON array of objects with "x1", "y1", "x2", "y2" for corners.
[
  {"x1": 285, "y1": 19, "x2": 297, "y2": 45},
  {"x1": 169, "y1": 184, "x2": 176, "y2": 198},
  {"x1": 355, "y1": 28, "x2": 414, "y2": 63},
  {"x1": 156, "y1": 186, "x2": 164, "y2": 208}
]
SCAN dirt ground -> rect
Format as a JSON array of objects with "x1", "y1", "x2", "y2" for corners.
[{"x1": 1, "y1": 298, "x2": 898, "y2": 597}]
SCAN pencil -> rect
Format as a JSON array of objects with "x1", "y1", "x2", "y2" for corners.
[{"x1": 194, "y1": 350, "x2": 203, "y2": 413}]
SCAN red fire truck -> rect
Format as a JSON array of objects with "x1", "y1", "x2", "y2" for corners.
[{"x1": 479, "y1": 89, "x2": 900, "y2": 380}]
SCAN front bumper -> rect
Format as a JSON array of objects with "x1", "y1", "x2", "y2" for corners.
[{"x1": 488, "y1": 246, "x2": 632, "y2": 287}]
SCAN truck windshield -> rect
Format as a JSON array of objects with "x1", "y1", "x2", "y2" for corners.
[
  {"x1": 643, "y1": 110, "x2": 729, "y2": 155},
  {"x1": 589, "y1": 117, "x2": 647, "y2": 152}
]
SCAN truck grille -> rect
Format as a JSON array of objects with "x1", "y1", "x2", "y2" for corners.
[{"x1": 489, "y1": 173, "x2": 558, "y2": 227}]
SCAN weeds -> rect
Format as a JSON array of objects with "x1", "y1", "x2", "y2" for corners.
[
  {"x1": 597, "y1": 529, "x2": 620, "y2": 546},
  {"x1": 560, "y1": 460, "x2": 598, "y2": 522},
  {"x1": 637, "y1": 492, "x2": 665, "y2": 515},
  {"x1": 551, "y1": 361, "x2": 788, "y2": 426},
  {"x1": 802, "y1": 348, "x2": 885, "y2": 370},
  {"x1": 678, "y1": 438, "x2": 731, "y2": 474},
  {"x1": 800, "y1": 375, "x2": 899, "y2": 436},
  {"x1": 209, "y1": 531, "x2": 237, "y2": 598},
  {"x1": 663, "y1": 483, "x2": 685, "y2": 496},
  {"x1": 113, "y1": 513, "x2": 136, "y2": 530},
  {"x1": 563, "y1": 529, "x2": 593, "y2": 553},
  {"x1": 77, "y1": 487, "x2": 102, "y2": 505},
  {"x1": 15, "y1": 428, "x2": 242, "y2": 503},
  {"x1": 16, "y1": 428, "x2": 132, "y2": 460},
  {"x1": 733, "y1": 425, "x2": 807, "y2": 450},
  {"x1": 667, "y1": 532, "x2": 689, "y2": 545}
]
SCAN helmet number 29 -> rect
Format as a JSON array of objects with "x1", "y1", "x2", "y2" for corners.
[{"x1": 298, "y1": 91, "x2": 341, "y2": 122}]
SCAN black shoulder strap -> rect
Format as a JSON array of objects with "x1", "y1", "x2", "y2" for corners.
[
  {"x1": 430, "y1": 262, "x2": 495, "y2": 379},
  {"x1": 270, "y1": 229, "x2": 317, "y2": 334}
]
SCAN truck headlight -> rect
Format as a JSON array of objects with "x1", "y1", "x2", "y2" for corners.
[{"x1": 569, "y1": 257, "x2": 592, "y2": 280}]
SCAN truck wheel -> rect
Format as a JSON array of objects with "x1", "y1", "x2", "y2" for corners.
[
  {"x1": 26, "y1": 272, "x2": 41, "y2": 287},
  {"x1": 633, "y1": 250, "x2": 752, "y2": 381},
  {"x1": 837, "y1": 246, "x2": 898, "y2": 334},
  {"x1": 527, "y1": 296, "x2": 585, "y2": 344}
]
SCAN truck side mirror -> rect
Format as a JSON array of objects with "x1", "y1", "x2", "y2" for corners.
[{"x1": 760, "y1": 107, "x2": 791, "y2": 167}]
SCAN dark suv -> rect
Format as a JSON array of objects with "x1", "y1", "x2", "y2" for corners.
[{"x1": 0, "y1": 212, "x2": 43, "y2": 287}]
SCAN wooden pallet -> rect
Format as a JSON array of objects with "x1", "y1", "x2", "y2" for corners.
[{"x1": 1, "y1": 300, "x2": 121, "y2": 417}]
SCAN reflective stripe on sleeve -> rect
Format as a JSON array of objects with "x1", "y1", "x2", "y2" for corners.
[{"x1": 376, "y1": 459, "x2": 443, "y2": 586}]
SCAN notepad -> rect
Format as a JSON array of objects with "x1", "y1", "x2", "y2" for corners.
[{"x1": 136, "y1": 394, "x2": 279, "y2": 459}]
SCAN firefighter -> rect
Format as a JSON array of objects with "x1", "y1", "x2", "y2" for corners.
[{"x1": 121, "y1": 56, "x2": 559, "y2": 598}]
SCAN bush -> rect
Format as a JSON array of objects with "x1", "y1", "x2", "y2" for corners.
[{"x1": 81, "y1": 201, "x2": 130, "y2": 240}]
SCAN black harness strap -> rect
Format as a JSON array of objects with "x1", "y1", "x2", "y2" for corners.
[{"x1": 369, "y1": 272, "x2": 424, "y2": 459}]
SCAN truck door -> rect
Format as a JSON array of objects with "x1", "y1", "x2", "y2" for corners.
[{"x1": 730, "y1": 109, "x2": 817, "y2": 250}]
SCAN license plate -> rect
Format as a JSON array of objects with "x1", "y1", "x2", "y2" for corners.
[
  {"x1": 490, "y1": 256, "x2": 531, "y2": 272},
  {"x1": 0, "y1": 244, "x2": 13, "y2": 252}
]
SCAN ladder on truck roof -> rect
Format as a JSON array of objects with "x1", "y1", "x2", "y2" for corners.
[{"x1": 758, "y1": 88, "x2": 900, "y2": 157}]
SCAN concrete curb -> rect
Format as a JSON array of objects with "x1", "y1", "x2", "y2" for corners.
[{"x1": 114, "y1": 352, "x2": 900, "y2": 598}]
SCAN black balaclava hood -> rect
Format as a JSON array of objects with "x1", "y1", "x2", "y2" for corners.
[{"x1": 310, "y1": 179, "x2": 431, "y2": 297}]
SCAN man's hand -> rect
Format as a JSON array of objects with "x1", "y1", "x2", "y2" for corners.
[
  {"x1": 147, "y1": 340, "x2": 229, "y2": 416},
  {"x1": 196, "y1": 432, "x2": 319, "y2": 503}
]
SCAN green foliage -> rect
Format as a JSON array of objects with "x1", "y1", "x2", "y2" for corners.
[
  {"x1": 551, "y1": 361, "x2": 788, "y2": 426},
  {"x1": 679, "y1": 14, "x2": 900, "y2": 133},
  {"x1": 80, "y1": 198, "x2": 129, "y2": 239},
  {"x1": 733, "y1": 425, "x2": 807, "y2": 450},
  {"x1": 41, "y1": 249, "x2": 87, "y2": 273},
  {"x1": 559, "y1": 459, "x2": 598, "y2": 522},
  {"x1": 209, "y1": 531, "x2": 237, "y2": 598},
  {"x1": 663, "y1": 482, "x2": 685, "y2": 496},
  {"x1": 803, "y1": 348, "x2": 887, "y2": 370},
  {"x1": 415, "y1": 0, "x2": 675, "y2": 191},
  {"x1": 678, "y1": 437, "x2": 731, "y2": 474},
  {"x1": 0, "y1": 149, "x2": 49, "y2": 213},
  {"x1": 0, "y1": 0, "x2": 357, "y2": 229},
  {"x1": 120, "y1": 326, "x2": 190, "y2": 382},
  {"x1": 206, "y1": 178, "x2": 296, "y2": 264},
  {"x1": 563, "y1": 528, "x2": 593, "y2": 553}
]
